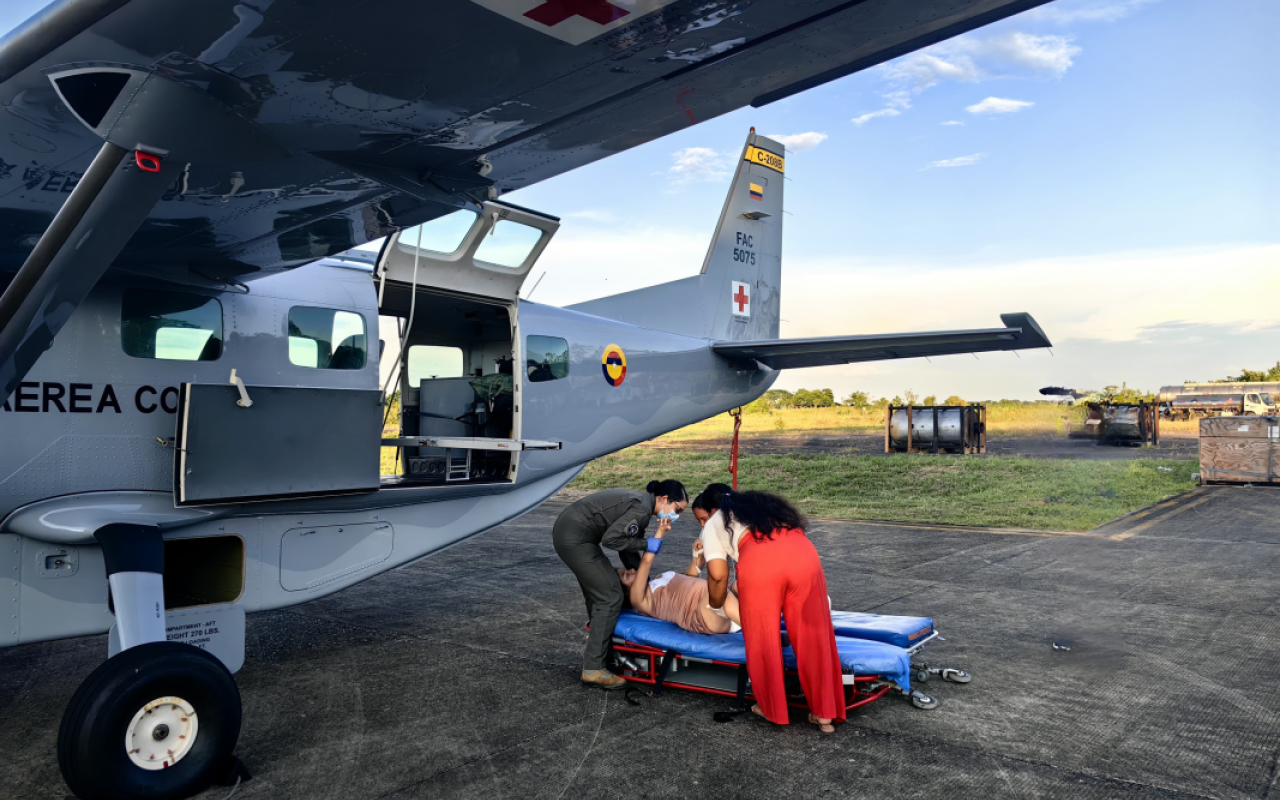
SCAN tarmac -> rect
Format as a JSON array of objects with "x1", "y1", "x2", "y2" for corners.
[{"x1": 3, "y1": 485, "x2": 1280, "y2": 799}]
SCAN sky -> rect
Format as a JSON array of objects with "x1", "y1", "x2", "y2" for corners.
[{"x1": 3, "y1": 0, "x2": 1276, "y2": 401}]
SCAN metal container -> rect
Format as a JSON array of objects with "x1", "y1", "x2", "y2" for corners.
[
  {"x1": 889, "y1": 407, "x2": 965, "y2": 449},
  {"x1": 1102, "y1": 404, "x2": 1142, "y2": 440},
  {"x1": 1074, "y1": 401, "x2": 1159, "y2": 444}
]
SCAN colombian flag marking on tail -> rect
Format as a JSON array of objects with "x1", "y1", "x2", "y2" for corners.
[
  {"x1": 602, "y1": 344, "x2": 627, "y2": 387},
  {"x1": 749, "y1": 183, "x2": 763, "y2": 201}
]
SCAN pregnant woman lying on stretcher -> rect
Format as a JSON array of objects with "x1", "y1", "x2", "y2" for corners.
[{"x1": 618, "y1": 536, "x2": 742, "y2": 634}]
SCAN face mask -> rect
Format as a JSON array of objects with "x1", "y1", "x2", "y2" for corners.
[{"x1": 658, "y1": 508, "x2": 680, "y2": 521}]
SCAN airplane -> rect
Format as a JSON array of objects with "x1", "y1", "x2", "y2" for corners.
[{"x1": 0, "y1": 2, "x2": 1055, "y2": 798}]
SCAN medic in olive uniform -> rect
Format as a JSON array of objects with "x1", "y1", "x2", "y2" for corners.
[{"x1": 553, "y1": 479, "x2": 688, "y2": 689}]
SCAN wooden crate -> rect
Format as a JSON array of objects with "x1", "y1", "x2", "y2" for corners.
[{"x1": 1199, "y1": 416, "x2": 1280, "y2": 484}]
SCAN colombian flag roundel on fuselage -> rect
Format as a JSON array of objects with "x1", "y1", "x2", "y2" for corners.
[{"x1": 601, "y1": 344, "x2": 627, "y2": 387}]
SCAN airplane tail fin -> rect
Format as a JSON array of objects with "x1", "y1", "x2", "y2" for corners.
[{"x1": 565, "y1": 130, "x2": 784, "y2": 341}]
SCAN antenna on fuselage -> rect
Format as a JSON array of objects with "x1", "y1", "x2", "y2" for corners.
[{"x1": 523, "y1": 271, "x2": 546, "y2": 301}]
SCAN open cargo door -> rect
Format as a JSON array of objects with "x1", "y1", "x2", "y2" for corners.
[
  {"x1": 376, "y1": 200, "x2": 558, "y2": 304},
  {"x1": 174, "y1": 384, "x2": 382, "y2": 506}
]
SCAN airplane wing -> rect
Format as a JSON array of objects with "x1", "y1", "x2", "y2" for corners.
[
  {"x1": 0, "y1": 0, "x2": 1054, "y2": 279},
  {"x1": 0, "y1": 0, "x2": 1055, "y2": 399},
  {"x1": 712, "y1": 313, "x2": 1051, "y2": 369}
]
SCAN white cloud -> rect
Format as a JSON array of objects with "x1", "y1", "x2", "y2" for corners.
[
  {"x1": 967, "y1": 97, "x2": 1034, "y2": 114},
  {"x1": 1027, "y1": 0, "x2": 1161, "y2": 24},
  {"x1": 851, "y1": 109, "x2": 900, "y2": 126},
  {"x1": 879, "y1": 53, "x2": 981, "y2": 101},
  {"x1": 667, "y1": 147, "x2": 729, "y2": 182},
  {"x1": 871, "y1": 32, "x2": 1078, "y2": 112},
  {"x1": 941, "y1": 120, "x2": 964, "y2": 126},
  {"x1": 977, "y1": 32, "x2": 1079, "y2": 75},
  {"x1": 767, "y1": 132, "x2": 828, "y2": 150},
  {"x1": 926, "y1": 153, "x2": 984, "y2": 169}
]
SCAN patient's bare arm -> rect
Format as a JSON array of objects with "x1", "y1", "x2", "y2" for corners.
[
  {"x1": 629, "y1": 553, "x2": 657, "y2": 615},
  {"x1": 706, "y1": 558, "x2": 730, "y2": 609}
]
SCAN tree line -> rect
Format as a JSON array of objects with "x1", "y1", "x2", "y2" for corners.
[
  {"x1": 745, "y1": 388, "x2": 968, "y2": 413},
  {"x1": 1215, "y1": 362, "x2": 1280, "y2": 383}
]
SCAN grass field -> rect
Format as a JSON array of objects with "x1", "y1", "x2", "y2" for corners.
[
  {"x1": 660, "y1": 403, "x2": 1199, "y2": 440},
  {"x1": 569, "y1": 447, "x2": 1198, "y2": 531},
  {"x1": 382, "y1": 402, "x2": 1198, "y2": 530}
]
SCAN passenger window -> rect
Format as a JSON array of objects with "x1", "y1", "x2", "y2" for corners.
[
  {"x1": 288, "y1": 307, "x2": 367, "y2": 369},
  {"x1": 408, "y1": 345, "x2": 464, "y2": 383},
  {"x1": 122, "y1": 289, "x2": 223, "y2": 361},
  {"x1": 526, "y1": 336, "x2": 569, "y2": 383},
  {"x1": 397, "y1": 210, "x2": 478, "y2": 256},
  {"x1": 475, "y1": 220, "x2": 542, "y2": 269}
]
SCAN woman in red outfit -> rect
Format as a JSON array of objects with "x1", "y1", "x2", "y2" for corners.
[{"x1": 721, "y1": 490, "x2": 844, "y2": 733}]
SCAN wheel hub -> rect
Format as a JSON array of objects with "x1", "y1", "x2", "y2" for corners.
[{"x1": 125, "y1": 696, "x2": 198, "y2": 771}]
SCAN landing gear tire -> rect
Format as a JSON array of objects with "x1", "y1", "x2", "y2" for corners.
[{"x1": 57, "y1": 641, "x2": 241, "y2": 800}]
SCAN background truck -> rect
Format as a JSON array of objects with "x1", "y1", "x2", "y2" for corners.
[{"x1": 1163, "y1": 393, "x2": 1274, "y2": 420}]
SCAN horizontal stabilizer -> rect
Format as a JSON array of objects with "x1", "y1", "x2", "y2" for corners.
[{"x1": 712, "y1": 313, "x2": 1051, "y2": 370}]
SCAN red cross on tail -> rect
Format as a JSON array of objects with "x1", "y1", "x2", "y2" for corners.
[{"x1": 731, "y1": 281, "x2": 751, "y2": 318}]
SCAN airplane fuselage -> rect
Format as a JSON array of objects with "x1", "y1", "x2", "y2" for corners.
[{"x1": 0, "y1": 259, "x2": 775, "y2": 648}]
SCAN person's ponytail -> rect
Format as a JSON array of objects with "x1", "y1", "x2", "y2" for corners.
[{"x1": 645, "y1": 479, "x2": 688, "y2": 503}]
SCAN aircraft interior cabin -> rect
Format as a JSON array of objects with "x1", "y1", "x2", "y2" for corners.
[
  {"x1": 373, "y1": 201, "x2": 560, "y2": 487},
  {"x1": 379, "y1": 285, "x2": 518, "y2": 485}
]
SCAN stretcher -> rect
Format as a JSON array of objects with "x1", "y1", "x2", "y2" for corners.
[{"x1": 610, "y1": 610, "x2": 970, "y2": 713}]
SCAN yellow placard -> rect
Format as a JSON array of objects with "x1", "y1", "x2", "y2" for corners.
[{"x1": 744, "y1": 145, "x2": 785, "y2": 174}]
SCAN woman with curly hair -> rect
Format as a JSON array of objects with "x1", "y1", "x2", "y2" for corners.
[{"x1": 721, "y1": 490, "x2": 844, "y2": 733}]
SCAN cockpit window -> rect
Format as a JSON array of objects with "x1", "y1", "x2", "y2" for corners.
[
  {"x1": 475, "y1": 220, "x2": 542, "y2": 269},
  {"x1": 288, "y1": 307, "x2": 367, "y2": 369},
  {"x1": 396, "y1": 210, "x2": 478, "y2": 256},
  {"x1": 526, "y1": 336, "x2": 569, "y2": 382},
  {"x1": 121, "y1": 289, "x2": 223, "y2": 361}
]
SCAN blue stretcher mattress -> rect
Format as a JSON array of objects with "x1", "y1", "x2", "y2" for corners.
[
  {"x1": 827, "y1": 612, "x2": 934, "y2": 650},
  {"x1": 613, "y1": 611, "x2": 911, "y2": 691}
]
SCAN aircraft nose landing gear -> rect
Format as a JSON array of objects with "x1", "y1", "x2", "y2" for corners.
[{"x1": 58, "y1": 641, "x2": 241, "y2": 800}]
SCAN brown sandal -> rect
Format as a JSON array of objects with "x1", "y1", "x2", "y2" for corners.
[{"x1": 808, "y1": 713, "x2": 836, "y2": 734}]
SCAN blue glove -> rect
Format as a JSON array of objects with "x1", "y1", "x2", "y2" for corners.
[{"x1": 646, "y1": 537, "x2": 663, "y2": 555}]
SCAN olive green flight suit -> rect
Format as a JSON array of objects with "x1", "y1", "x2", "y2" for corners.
[{"x1": 552, "y1": 489, "x2": 654, "y2": 671}]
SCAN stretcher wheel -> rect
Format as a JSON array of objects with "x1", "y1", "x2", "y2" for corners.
[
  {"x1": 58, "y1": 641, "x2": 241, "y2": 800},
  {"x1": 914, "y1": 669, "x2": 929, "y2": 683},
  {"x1": 910, "y1": 690, "x2": 938, "y2": 710},
  {"x1": 942, "y1": 668, "x2": 971, "y2": 684}
]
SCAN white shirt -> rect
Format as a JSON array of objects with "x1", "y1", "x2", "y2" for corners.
[
  {"x1": 699, "y1": 510, "x2": 748, "y2": 564},
  {"x1": 648, "y1": 571, "x2": 677, "y2": 592}
]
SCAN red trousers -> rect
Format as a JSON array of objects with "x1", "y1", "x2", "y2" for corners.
[{"x1": 737, "y1": 529, "x2": 845, "y2": 725}]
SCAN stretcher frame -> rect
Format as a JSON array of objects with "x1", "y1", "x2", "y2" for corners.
[{"x1": 610, "y1": 638, "x2": 896, "y2": 713}]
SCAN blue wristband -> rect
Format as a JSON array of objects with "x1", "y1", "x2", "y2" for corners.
[{"x1": 646, "y1": 537, "x2": 663, "y2": 554}]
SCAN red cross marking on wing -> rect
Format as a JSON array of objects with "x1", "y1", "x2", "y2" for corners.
[
  {"x1": 733, "y1": 285, "x2": 749, "y2": 312},
  {"x1": 524, "y1": 0, "x2": 630, "y2": 26}
]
